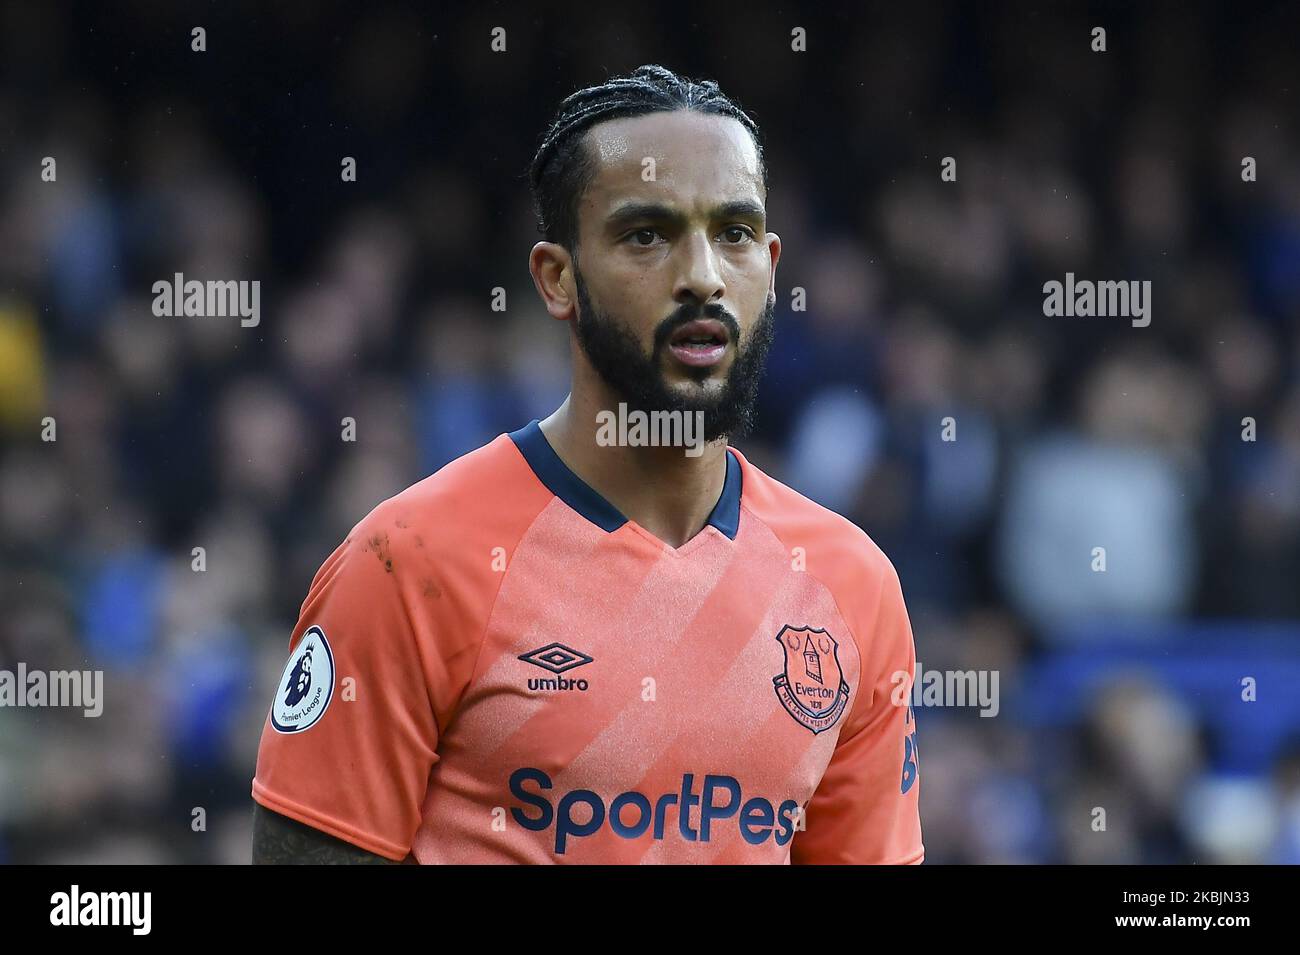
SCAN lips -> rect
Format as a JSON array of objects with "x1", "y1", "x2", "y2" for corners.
[{"x1": 667, "y1": 319, "x2": 730, "y2": 368}]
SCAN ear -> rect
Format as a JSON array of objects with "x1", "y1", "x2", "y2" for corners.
[
  {"x1": 765, "y1": 232, "x2": 782, "y2": 304},
  {"x1": 529, "y1": 242, "x2": 577, "y2": 321}
]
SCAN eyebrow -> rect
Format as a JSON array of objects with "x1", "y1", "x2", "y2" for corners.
[{"x1": 604, "y1": 199, "x2": 766, "y2": 232}]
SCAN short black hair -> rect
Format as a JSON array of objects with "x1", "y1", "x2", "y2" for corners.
[{"x1": 528, "y1": 64, "x2": 767, "y2": 255}]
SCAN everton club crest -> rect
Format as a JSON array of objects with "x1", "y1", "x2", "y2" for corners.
[{"x1": 773, "y1": 625, "x2": 850, "y2": 734}]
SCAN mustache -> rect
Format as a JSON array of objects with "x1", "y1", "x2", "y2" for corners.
[{"x1": 652, "y1": 303, "x2": 741, "y2": 352}]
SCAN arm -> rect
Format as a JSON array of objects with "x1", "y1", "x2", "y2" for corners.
[
  {"x1": 250, "y1": 505, "x2": 445, "y2": 864},
  {"x1": 791, "y1": 556, "x2": 924, "y2": 864},
  {"x1": 252, "y1": 803, "x2": 397, "y2": 865}
]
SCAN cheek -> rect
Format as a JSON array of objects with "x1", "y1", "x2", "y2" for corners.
[{"x1": 603, "y1": 270, "x2": 663, "y2": 322}]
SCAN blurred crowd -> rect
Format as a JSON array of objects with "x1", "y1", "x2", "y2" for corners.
[{"x1": 1, "y1": 1, "x2": 1298, "y2": 863}]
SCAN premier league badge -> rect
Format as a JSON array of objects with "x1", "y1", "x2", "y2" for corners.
[
  {"x1": 270, "y1": 625, "x2": 335, "y2": 733},
  {"x1": 773, "y1": 625, "x2": 850, "y2": 734}
]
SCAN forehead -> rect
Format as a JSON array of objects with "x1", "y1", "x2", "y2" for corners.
[{"x1": 581, "y1": 110, "x2": 763, "y2": 219}]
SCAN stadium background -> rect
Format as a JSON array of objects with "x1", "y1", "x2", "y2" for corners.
[{"x1": 1, "y1": 1, "x2": 1298, "y2": 863}]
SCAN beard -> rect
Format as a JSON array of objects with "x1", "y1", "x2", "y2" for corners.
[{"x1": 572, "y1": 264, "x2": 775, "y2": 442}]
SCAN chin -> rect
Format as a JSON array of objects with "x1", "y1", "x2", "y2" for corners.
[
  {"x1": 664, "y1": 359, "x2": 732, "y2": 387},
  {"x1": 664, "y1": 375, "x2": 726, "y2": 401}
]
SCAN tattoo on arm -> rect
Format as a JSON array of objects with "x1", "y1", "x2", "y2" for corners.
[{"x1": 252, "y1": 803, "x2": 398, "y2": 864}]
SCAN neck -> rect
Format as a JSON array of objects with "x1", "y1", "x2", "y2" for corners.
[{"x1": 539, "y1": 391, "x2": 730, "y2": 549}]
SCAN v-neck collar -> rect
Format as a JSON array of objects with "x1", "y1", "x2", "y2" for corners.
[{"x1": 507, "y1": 419, "x2": 742, "y2": 543}]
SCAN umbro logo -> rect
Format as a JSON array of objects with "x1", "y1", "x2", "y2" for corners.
[
  {"x1": 518, "y1": 643, "x2": 594, "y2": 674},
  {"x1": 518, "y1": 642, "x2": 593, "y2": 692}
]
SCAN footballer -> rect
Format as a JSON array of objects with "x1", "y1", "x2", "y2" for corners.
[{"x1": 251, "y1": 64, "x2": 923, "y2": 864}]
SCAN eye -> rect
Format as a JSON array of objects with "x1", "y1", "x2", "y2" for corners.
[
  {"x1": 626, "y1": 228, "x2": 662, "y2": 246},
  {"x1": 721, "y1": 226, "x2": 756, "y2": 244}
]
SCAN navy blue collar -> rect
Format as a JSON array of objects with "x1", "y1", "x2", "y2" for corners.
[{"x1": 507, "y1": 419, "x2": 742, "y2": 540}]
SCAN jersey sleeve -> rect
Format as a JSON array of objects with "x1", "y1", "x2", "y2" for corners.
[
  {"x1": 791, "y1": 556, "x2": 924, "y2": 864},
  {"x1": 251, "y1": 511, "x2": 442, "y2": 861}
]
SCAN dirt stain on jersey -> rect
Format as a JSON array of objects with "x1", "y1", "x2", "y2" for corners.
[{"x1": 365, "y1": 531, "x2": 394, "y2": 573}]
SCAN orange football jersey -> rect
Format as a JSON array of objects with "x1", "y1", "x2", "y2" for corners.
[{"x1": 252, "y1": 420, "x2": 923, "y2": 863}]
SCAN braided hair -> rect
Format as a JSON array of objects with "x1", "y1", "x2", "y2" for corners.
[{"x1": 528, "y1": 64, "x2": 766, "y2": 255}]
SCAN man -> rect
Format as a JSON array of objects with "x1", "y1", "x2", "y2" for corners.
[{"x1": 251, "y1": 64, "x2": 923, "y2": 864}]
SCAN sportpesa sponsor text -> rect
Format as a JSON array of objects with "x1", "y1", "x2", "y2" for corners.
[{"x1": 509, "y1": 767, "x2": 803, "y2": 854}]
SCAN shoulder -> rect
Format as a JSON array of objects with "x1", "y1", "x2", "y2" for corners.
[
  {"x1": 733, "y1": 447, "x2": 916, "y2": 720},
  {"x1": 293, "y1": 432, "x2": 556, "y2": 697},
  {"x1": 345, "y1": 431, "x2": 554, "y2": 569},
  {"x1": 302, "y1": 431, "x2": 554, "y2": 633},
  {"x1": 732, "y1": 445, "x2": 898, "y2": 601}
]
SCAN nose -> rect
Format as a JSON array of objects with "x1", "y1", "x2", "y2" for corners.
[{"x1": 672, "y1": 229, "x2": 726, "y2": 309}]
